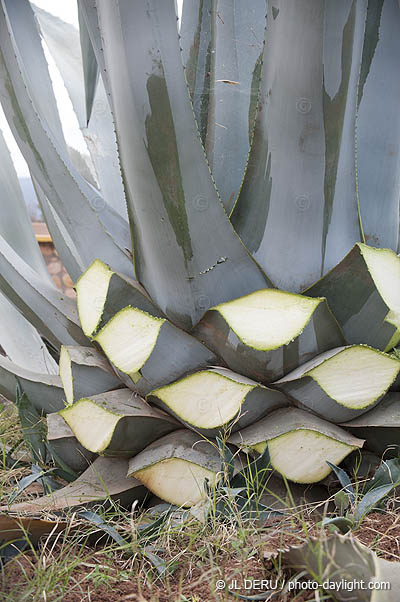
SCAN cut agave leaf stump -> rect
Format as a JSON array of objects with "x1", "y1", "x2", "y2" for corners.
[
  {"x1": 1, "y1": 0, "x2": 400, "y2": 521},
  {"x1": 306, "y1": 243, "x2": 400, "y2": 352},
  {"x1": 94, "y1": 306, "x2": 217, "y2": 395},
  {"x1": 128, "y1": 430, "x2": 228, "y2": 507},
  {"x1": 341, "y1": 393, "x2": 400, "y2": 459},
  {"x1": 193, "y1": 289, "x2": 345, "y2": 382},
  {"x1": 76, "y1": 259, "x2": 163, "y2": 338},
  {"x1": 59, "y1": 389, "x2": 179, "y2": 456},
  {"x1": 274, "y1": 345, "x2": 400, "y2": 423},
  {"x1": 147, "y1": 367, "x2": 289, "y2": 437},
  {"x1": 229, "y1": 408, "x2": 364, "y2": 483},
  {"x1": 47, "y1": 412, "x2": 97, "y2": 472},
  {"x1": 0, "y1": 355, "x2": 65, "y2": 414},
  {"x1": 59, "y1": 345, "x2": 122, "y2": 405}
]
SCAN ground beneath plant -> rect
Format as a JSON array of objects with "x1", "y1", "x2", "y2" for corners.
[{"x1": 2, "y1": 511, "x2": 399, "y2": 602}]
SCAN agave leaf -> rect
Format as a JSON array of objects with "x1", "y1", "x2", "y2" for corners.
[
  {"x1": 364, "y1": 458, "x2": 400, "y2": 493},
  {"x1": 305, "y1": 243, "x2": 400, "y2": 352},
  {"x1": 193, "y1": 289, "x2": 344, "y2": 383},
  {"x1": 232, "y1": 446, "x2": 272, "y2": 491},
  {"x1": 139, "y1": 513, "x2": 173, "y2": 543},
  {"x1": 0, "y1": 355, "x2": 65, "y2": 413},
  {"x1": 180, "y1": 0, "x2": 212, "y2": 146},
  {"x1": 59, "y1": 345, "x2": 121, "y2": 405},
  {"x1": 280, "y1": 534, "x2": 400, "y2": 602},
  {"x1": 78, "y1": 5, "x2": 99, "y2": 127},
  {"x1": 0, "y1": 128, "x2": 50, "y2": 281},
  {"x1": 78, "y1": 3, "x2": 99, "y2": 125},
  {"x1": 0, "y1": 233, "x2": 86, "y2": 348},
  {"x1": 47, "y1": 413, "x2": 97, "y2": 473},
  {"x1": 341, "y1": 394, "x2": 400, "y2": 459},
  {"x1": 77, "y1": 510, "x2": 128, "y2": 547},
  {"x1": 95, "y1": 0, "x2": 270, "y2": 329},
  {"x1": 321, "y1": 516, "x2": 353, "y2": 534},
  {"x1": 0, "y1": 294, "x2": 58, "y2": 375},
  {"x1": 3, "y1": 0, "x2": 66, "y2": 146},
  {"x1": 216, "y1": 436, "x2": 236, "y2": 486},
  {"x1": 32, "y1": 4, "x2": 86, "y2": 128},
  {"x1": 15, "y1": 385, "x2": 47, "y2": 463},
  {"x1": 82, "y1": 79, "x2": 127, "y2": 220},
  {"x1": 76, "y1": 259, "x2": 163, "y2": 338},
  {"x1": 0, "y1": 445, "x2": 28, "y2": 470},
  {"x1": 59, "y1": 389, "x2": 179, "y2": 457},
  {"x1": 34, "y1": 5, "x2": 127, "y2": 220},
  {"x1": 342, "y1": 450, "x2": 382, "y2": 484},
  {"x1": 32, "y1": 178, "x2": 85, "y2": 281},
  {"x1": 0, "y1": 540, "x2": 27, "y2": 566},
  {"x1": 0, "y1": 359, "x2": 17, "y2": 401},
  {"x1": 0, "y1": 0, "x2": 133, "y2": 277},
  {"x1": 0, "y1": 456, "x2": 147, "y2": 514},
  {"x1": 8, "y1": 466, "x2": 55, "y2": 505},
  {"x1": 181, "y1": 0, "x2": 266, "y2": 214},
  {"x1": 206, "y1": 0, "x2": 266, "y2": 214},
  {"x1": 274, "y1": 346, "x2": 400, "y2": 423},
  {"x1": 31, "y1": 5, "x2": 97, "y2": 187},
  {"x1": 356, "y1": 0, "x2": 400, "y2": 252},
  {"x1": 231, "y1": 0, "x2": 366, "y2": 292},
  {"x1": 215, "y1": 494, "x2": 281, "y2": 525},
  {"x1": 77, "y1": 0, "x2": 109, "y2": 97},
  {"x1": 326, "y1": 461, "x2": 355, "y2": 505},
  {"x1": 45, "y1": 442, "x2": 79, "y2": 483},
  {"x1": 94, "y1": 306, "x2": 217, "y2": 396},
  {"x1": 229, "y1": 408, "x2": 364, "y2": 484},
  {"x1": 142, "y1": 548, "x2": 170, "y2": 577},
  {"x1": 147, "y1": 367, "x2": 289, "y2": 437},
  {"x1": 353, "y1": 484, "x2": 397, "y2": 523},
  {"x1": 0, "y1": 129, "x2": 57, "y2": 373},
  {"x1": 128, "y1": 429, "x2": 224, "y2": 507}
]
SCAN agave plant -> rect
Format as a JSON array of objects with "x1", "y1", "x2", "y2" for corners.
[{"x1": 0, "y1": 0, "x2": 400, "y2": 530}]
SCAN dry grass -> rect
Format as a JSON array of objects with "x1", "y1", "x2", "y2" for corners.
[{"x1": 1, "y1": 402, "x2": 400, "y2": 602}]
